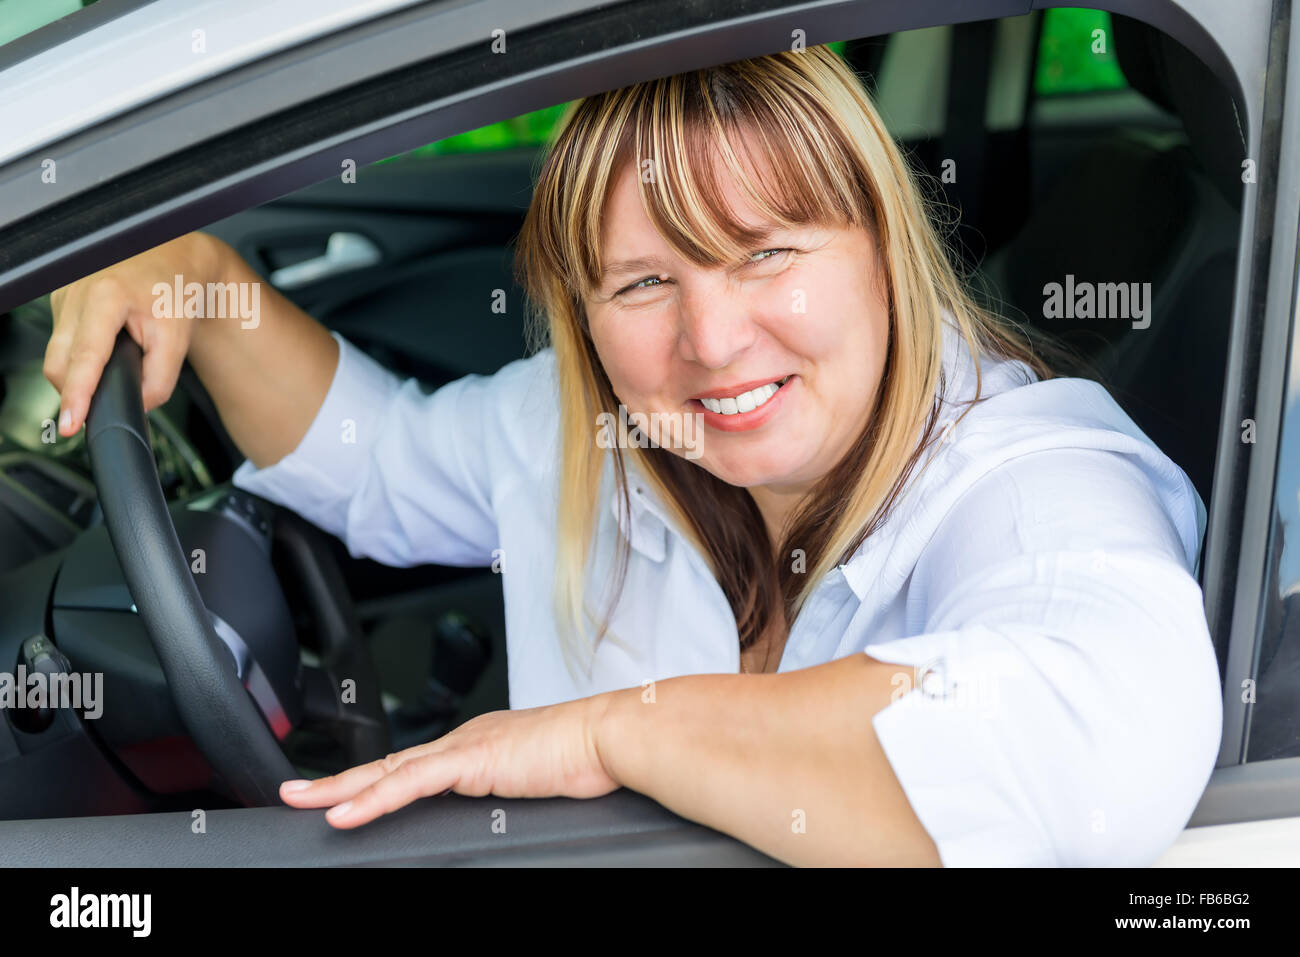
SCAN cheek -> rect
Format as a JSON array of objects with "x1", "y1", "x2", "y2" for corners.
[
  {"x1": 588, "y1": 310, "x2": 680, "y2": 404},
  {"x1": 767, "y1": 266, "x2": 879, "y2": 357}
]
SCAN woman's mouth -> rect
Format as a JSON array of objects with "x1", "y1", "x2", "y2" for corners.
[
  {"x1": 690, "y1": 375, "x2": 794, "y2": 432},
  {"x1": 697, "y1": 376, "x2": 791, "y2": 415}
]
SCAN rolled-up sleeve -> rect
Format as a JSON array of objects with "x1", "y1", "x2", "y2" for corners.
[
  {"x1": 232, "y1": 330, "x2": 556, "y2": 567},
  {"x1": 862, "y1": 447, "x2": 1223, "y2": 866}
]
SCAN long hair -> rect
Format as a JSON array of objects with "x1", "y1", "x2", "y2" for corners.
[{"x1": 515, "y1": 45, "x2": 1082, "y2": 680}]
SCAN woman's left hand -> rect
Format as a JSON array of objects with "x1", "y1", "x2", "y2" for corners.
[{"x1": 278, "y1": 696, "x2": 619, "y2": 827}]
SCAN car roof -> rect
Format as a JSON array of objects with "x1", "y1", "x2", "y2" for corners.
[{"x1": 0, "y1": 0, "x2": 428, "y2": 167}]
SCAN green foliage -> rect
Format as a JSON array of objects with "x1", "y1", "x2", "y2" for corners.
[
  {"x1": 378, "y1": 103, "x2": 571, "y2": 162},
  {"x1": 1034, "y1": 8, "x2": 1129, "y2": 95}
]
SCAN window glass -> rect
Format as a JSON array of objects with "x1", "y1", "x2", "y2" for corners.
[
  {"x1": 1033, "y1": 7, "x2": 1128, "y2": 95},
  {"x1": 377, "y1": 103, "x2": 571, "y2": 162},
  {"x1": 1246, "y1": 318, "x2": 1300, "y2": 762},
  {"x1": 0, "y1": 0, "x2": 92, "y2": 49}
]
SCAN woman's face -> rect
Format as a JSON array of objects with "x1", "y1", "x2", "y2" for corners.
[{"x1": 583, "y1": 148, "x2": 891, "y2": 499}]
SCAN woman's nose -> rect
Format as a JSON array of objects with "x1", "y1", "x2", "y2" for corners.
[{"x1": 675, "y1": 280, "x2": 759, "y2": 369}]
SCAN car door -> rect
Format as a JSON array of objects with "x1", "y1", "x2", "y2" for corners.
[
  {"x1": 0, "y1": 0, "x2": 1289, "y2": 866},
  {"x1": 1155, "y1": 0, "x2": 1300, "y2": 862}
]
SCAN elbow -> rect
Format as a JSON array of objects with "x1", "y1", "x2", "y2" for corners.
[{"x1": 1054, "y1": 631, "x2": 1222, "y2": 866}]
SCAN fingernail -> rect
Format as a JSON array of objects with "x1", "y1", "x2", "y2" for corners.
[
  {"x1": 59, "y1": 408, "x2": 72, "y2": 433},
  {"x1": 281, "y1": 779, "x2": 312, "y2": 793},
  {"x1": 326, "y1": 801, "x2": 352, "y2": 820}
]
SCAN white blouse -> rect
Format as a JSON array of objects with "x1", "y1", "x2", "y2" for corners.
[{"x1": 231, "y1": 314, "x2": 1223, "y2": 867}]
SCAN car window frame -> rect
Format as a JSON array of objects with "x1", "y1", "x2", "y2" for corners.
[
  {"x1": 1233, "y1": 10, "x2": 1300, "y2": 770},
  {"x1": 0, "y1": 0, "x2": 1289, "y2": 845},
  {"x1": 1207, "y1": 0, "x2": 1300, "y2": 777}
]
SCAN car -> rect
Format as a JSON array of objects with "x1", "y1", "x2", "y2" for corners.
[{"x1": 0, "y1": 0, "x2": 1295, "y2": 867}]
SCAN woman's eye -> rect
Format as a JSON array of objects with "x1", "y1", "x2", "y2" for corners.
[
  {"x1": 611, "y1": 251, "x2": 792, "y2": 297},
  {"x1": 747, "y1": 248, "x2": 794, "y2": 265},
  {"x1": 616, "y1": 275, "x2": 667, "y2": 296}
]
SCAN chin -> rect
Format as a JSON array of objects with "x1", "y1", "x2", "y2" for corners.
[{"x1": 693, "y1": 453, "x2": 809, "y2": 490}]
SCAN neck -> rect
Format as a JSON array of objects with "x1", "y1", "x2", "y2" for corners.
[{"x1": 747, "y1": 482, "x2": 812, "y2": 553}]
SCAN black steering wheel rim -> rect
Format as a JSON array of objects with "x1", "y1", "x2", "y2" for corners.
[{"x1": 84, "y1": 328, "x2": 297, "y2": 805}]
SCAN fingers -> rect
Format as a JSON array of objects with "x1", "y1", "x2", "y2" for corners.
[
  {"x1": 43, "y1": 272, "x2": 193, "y2": 434},
  {"x1": 55, "y1": 288, "x2": 131, "y2": 437},
  {"x1": 139, "y1": 319, "x2": 190, "y2": 412},
  {"x1": 42, "y1": 279, "x2": 90, "y2": 395},
  {"x1": 279, "y1": 744, "x2": 459, "y2": 829},
  {"x1": 324, "y1": 753, "x2": 461, "y2": 829},
  {"x1": 278, "y1": 742, "x2": 440, "y2": 808},
  {"x1": 279, "y1": 763, "x2": 389, "y2": 809}
]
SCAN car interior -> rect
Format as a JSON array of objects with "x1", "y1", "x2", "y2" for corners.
[{"x1": 0, "y1": 7, "x2": 1254, "y2": 822}]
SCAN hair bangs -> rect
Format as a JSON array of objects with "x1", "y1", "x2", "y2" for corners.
[{"x1": 563, "y1": 56, "x2": 880, "y2": 302}]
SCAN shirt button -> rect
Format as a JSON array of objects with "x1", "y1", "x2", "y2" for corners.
[{"x1": 918, "y1": 656, "x2": 956, "y2": 699}]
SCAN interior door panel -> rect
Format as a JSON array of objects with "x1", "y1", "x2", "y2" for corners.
[
  {"x1": 203, "y1": 149, "x2": 537, "y2": 383},
  {"x1": 200, "y1": 150, "x2": 542, "y2": 726}
]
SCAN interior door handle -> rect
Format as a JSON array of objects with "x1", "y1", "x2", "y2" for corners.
[{"x1": 269, "y1": 232, "x2": 382, "y2": 289}]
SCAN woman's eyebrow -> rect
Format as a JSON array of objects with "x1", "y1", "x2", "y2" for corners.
[
  {"x1": 598, "y1": 230, "x2": 790, "y2": 285},
  {"x1": 599, "y1": 256, "x2": 669, "y2": 284}
]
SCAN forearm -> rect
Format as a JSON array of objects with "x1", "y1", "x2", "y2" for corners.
[
  {"x1": 186, "y1": 232, "x2": 340, "y2": 469},
  {"x1": 592, "y1": 653, "x2": 942, "y2": 866}
]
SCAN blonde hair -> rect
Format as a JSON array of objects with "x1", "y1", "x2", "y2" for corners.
[{"x1": 515, "y1": 45, "x2": 1074, "y2": 680}]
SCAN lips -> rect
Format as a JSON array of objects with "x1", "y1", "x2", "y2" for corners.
[
  {"x1": 689, "y1": 375, "x2": 795, "y2": 432},
  {"x1": 697, "y1": 376, "x2": 790, "y2": 415}
]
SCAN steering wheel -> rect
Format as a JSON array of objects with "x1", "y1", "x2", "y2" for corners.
[{"x1": 83, "y1": 329, "x2": 382, "y2": 805}]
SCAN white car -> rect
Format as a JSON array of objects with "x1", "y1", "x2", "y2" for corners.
[{"x1": 0, "y1": 0, "x2": 1295, "y2": 867}]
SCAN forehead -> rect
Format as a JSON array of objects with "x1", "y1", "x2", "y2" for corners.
[{"x1": 598, "y1": 135, "x2": 777, "y2": 260}]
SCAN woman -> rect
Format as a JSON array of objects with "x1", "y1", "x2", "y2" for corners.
[{"x1": 44, "y1": 46, "x2": 1222, "y2": 866}]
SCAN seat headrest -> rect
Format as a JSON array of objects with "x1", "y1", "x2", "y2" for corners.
[{"x1": 1112, "y1": 13, "x2": 1246, "y2": 210}]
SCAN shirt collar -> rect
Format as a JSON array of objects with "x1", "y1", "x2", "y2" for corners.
[
  {"x1": 609, "y1": 453, "x2": 911, "y2": 605},
  {"x1": 839, "y1": 543, "x2": 885, "y2": 603},
  {"x1": 608, "y1": 457, "x2": 888, "y2": 608},
  {"x1": 839, "y1": 313, "x2": 978, "y2": 603},
  {"x1": 608, "y1": 455, "x2": 670, "y2": 563}
]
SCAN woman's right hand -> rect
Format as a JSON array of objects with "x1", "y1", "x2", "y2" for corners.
[{"x1": 44, "y1": 231, "x2": 224, "y2": 438}]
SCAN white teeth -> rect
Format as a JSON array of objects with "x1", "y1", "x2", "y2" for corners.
[{"x1": 699, "y1": 378, "x2": 787, "y2": 416}]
